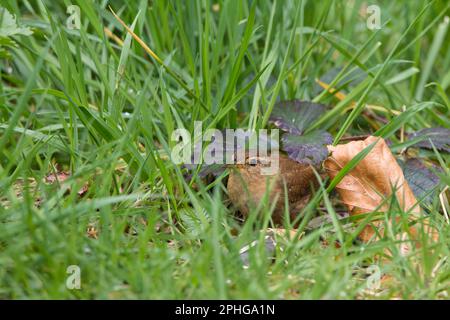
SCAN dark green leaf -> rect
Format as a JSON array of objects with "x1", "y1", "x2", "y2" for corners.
[
  {"x1": 398, "y1": 158, "x2": 441, "y2": 203},
  {"x1": 282, "y1": 131, "x2": 332, "y2": 165},
  {"x1": 270, "y1": 100, "x2": 327, "y2": 135},
  {"x1": 408, "y1": 127, "x2": 450, "y2": 152}
]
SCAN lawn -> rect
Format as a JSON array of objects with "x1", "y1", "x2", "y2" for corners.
[{"x1": 0, "y1": 0, "x2": 449, "y2": 299}]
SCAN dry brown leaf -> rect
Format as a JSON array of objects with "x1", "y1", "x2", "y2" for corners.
[
  {"x1": 326, "y1": 136, "x2": 418, "y2": 214},
  {"x1": 325, "y1": 136, "x2": 437, "y2": 243}
]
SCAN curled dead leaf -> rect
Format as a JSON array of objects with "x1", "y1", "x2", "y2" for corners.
[{"x1": 325, "y1": 136, "x2": 438, "y2": 243}]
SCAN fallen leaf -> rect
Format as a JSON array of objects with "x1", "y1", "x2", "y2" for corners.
[
  {"x1": 269, "y1": 100, "x2": 332, "y2": 165},
  {"x1": 281, "y1": 130, "x2": 332, "y2": 165},
  {"x1": 326, "y1": 137, "x2": 418, "y2": 214},
  {"x1": 269, "y1": 100, "x2": 327, "y2": 135},
  {"x1": 398, "y1": 158, "x2": 441, "y2": 204},
  {"x1": 325, "y1": 136, "x2": 436, "y2": 242},
  {"x1": 408, "y1": 127, "x2": 450, "y2": 152}
]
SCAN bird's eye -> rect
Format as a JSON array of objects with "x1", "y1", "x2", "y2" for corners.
[{"x1": 248, "y1": 157, "x2": 258, "y2": 166}]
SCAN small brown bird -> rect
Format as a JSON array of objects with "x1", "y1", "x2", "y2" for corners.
[{"x1": 227, "y1": 154, "x2": 319, "y2": 225}]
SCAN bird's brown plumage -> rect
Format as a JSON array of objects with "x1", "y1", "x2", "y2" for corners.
[{"x1": 227, "y1": 154, "x2": 318, "y2": 225}]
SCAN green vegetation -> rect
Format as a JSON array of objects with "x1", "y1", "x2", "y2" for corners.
[{"x1": 0, "y1": 0, "x2": 448, "y2": 299}]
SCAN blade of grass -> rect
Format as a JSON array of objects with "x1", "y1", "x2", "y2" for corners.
[{"x1": 333, "y1": 1, "x2": 435, "y2": 144}]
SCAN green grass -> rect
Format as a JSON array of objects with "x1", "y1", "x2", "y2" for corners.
[{"x1": 0, "y1": 0, "x2": 449, "y2": 299}]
